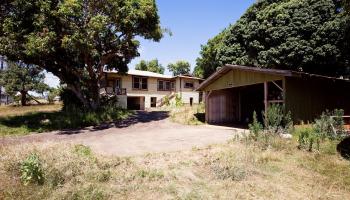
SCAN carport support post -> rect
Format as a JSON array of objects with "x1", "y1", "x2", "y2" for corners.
[{"x1": 264, "y1": 82, "x2": 269, "y2": 119}]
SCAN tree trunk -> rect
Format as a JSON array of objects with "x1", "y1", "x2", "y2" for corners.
[{"x1": 20, "y1": 91, "x2": 27, "y2": 106}]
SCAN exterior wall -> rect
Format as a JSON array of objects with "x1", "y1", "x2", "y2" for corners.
[
  {"x1": 285, "y1": 77, "x2": 350, "y2": 123},
  {"x1": 105, "y1": 73, "x2": 202, "y2": 109},
  {"x1": 116, "y1": 95, "x2": 127, "y2": 109},
  {"x1": 175, "y1": 77, "x2": 201, "y2": 104},
  {"x1": 205, "y1": 89, "x2": 239, "y2": 124},
  {"x1": 203, "y1": 69, "x2": 283, "y2": 92}
]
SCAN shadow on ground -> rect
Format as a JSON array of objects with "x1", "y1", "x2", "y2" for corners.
[
  {"x1": 0, "y1": 110, "x2": 169, "y2": 136},
  {"x1": 337, "y1": 136, "x2": 350, "y2": 160}
]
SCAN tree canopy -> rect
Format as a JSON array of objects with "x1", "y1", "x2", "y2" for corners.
[
  {"x1": 135, "y1": 59, "x2": 165, "y2": 74},
  {"x1": 0, "y1": 62, "x2": 49, "y2": 106},
  {"x1": 167, "y1": 61, "x2": 191, "y2": 76},
  {"x1": 0, "y1": 0, "x2": 163, "y2": 109},
  {"x1": 195, "y1": 0, "x2": 350, "y2": 78}
]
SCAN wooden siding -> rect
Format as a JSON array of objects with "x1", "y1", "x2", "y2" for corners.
[
  {"x1": 285, "y1": 77, "x2": 350, "y2": 123},
  {"x1": 203, "y1": 69, "x2": 283, "y2": 92},
  {"x1": 206, "y1": 89, "x2": 239, "y2": 124}
]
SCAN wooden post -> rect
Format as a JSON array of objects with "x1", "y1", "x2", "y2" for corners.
[{"x1": 264, "y1": 82, "x2": 269, "y2": 116}]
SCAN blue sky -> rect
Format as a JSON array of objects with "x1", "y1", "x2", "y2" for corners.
[{"x1": 45, "y1": 0, "x2": 256, "y2": 87}]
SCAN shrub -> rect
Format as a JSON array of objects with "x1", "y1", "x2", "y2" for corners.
[
  {"x1": 248, "y1": 111, "x2": 263, "y2": 141},
  {"x1": 163, "y1": 95, "x2": 170, "y2": 106},
  {"x1": 20, "y1": 153, "x2": 44, "y2": 185},
  {"x1": 297, "y1": 127, "x2": 321, "y2": 152},
  {"x1": 314, "y1": 109, "x2": 346, "y2": 140},
  {"x1": 262, "y1": 104, "x2": 293, "y2": 135},
  {"x1": 175, "y1": 94, "x2": 183, "y2": 107}
]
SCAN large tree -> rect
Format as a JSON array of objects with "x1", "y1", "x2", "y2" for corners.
[
  {"x1": 193, "y1": 30, "x2": 226, "y2": 78},
  {"x1": 197, "y1": 0, "x2": 350, "y2": 78},
  {"x1": 167, "y1": 61, "x2": 191, "y2": 76},
  {"x1": 135, "y1": 59, "x2": 165, "y2": 74},
  {"x1": 0, "y1": 0, "x2": 163, "y2": 110},
  {"x1": 0, "y1": 62, "x2": 49, "y2": 106}
]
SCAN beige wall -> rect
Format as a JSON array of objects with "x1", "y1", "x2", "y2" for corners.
[{"x1": 105, "y1": 73, "x2": 202, "y2": 109}]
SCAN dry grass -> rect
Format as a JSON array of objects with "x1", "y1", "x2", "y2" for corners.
[
  {"x1": 1, "y1": 137, "x2": 349, "y2": 200},
  {"x1": 0, "y1": 104, "x2": 62, "y2": 117},
  {"x1": 168, "y1": 104, "x2": 205, "y2": 125}
]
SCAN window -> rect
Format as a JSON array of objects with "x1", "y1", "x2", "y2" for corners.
[
  {"x1": 158, "y1": 80, "x2": 175, "y2": 91},
  {"x1": 184, "y1": 82, "x2": 194, "y2": 89},
  {"x1": 133, "y1": 76, "x2": 148, "y2": 90}
]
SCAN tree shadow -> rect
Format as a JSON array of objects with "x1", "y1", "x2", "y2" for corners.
[
  {"x1": 0, "y1": 110, "x2": 170, "y2": 136},
  {"x1": 114, "y1": 111, "x2": 169, "y2": 128},
  {"x1": 337, "y1": 136, "x2": 350, "y2": 160},
  {"x1": 194, "y1": 113, "x2": 205, "y2": 123}
]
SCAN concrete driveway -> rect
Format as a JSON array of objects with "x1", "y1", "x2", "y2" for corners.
[{"x1": 1, "y1": 111, "x2": 244, "y2": 156}]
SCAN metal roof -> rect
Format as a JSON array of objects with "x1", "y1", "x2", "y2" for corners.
[
  {"x1": 197, "y1": 64, "x2": 350, "y2": 91},
  {"x1": 105, "y1": 69, "x2": 204, "y2": 80}
]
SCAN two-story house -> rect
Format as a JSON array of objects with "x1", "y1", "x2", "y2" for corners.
[{"x1": 101, "y1": 70, "x2": 204, "y2": 110}]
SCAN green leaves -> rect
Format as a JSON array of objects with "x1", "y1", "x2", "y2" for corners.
[
  {"x1": 20, "y1": 153, "x2": 44, "y2": 186},
  {"x1": 197, "y1": 0, "x2": 350, "y2": 78},
  {"x1": 167, "y1": 60, "x2": 191, "y2": 76},
  {"x1": 135, "y1": 59, "x2": 165, "y2": 74}
]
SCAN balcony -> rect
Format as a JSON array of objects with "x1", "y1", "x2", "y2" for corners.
[{"x1": 100, "y1": 87, "x2": 127, "y2": 96}]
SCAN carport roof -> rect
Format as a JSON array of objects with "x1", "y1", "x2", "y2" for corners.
[{"x1": 197, "y1": 64, "x2": 350, "y2": 91}]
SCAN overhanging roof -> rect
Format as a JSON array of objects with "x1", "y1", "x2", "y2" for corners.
[
  {"x1": 105, "y1": 69, "x2": 204, "y2": 80},
  {"x1": 197, "y1": 64, "x2": 350, "y2": 91}
]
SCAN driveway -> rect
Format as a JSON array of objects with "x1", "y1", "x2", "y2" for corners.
[{"x1": 1, "y1": 111, "x2": 244, "y2": 156}]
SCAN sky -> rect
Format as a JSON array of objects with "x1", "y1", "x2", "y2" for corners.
[{"x1": 45, "y1": 0, "x2": 256, "y2": 87}]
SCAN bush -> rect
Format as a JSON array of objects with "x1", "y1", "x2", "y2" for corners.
[
  {"x1": 248, "y1": 111, "x2": 263, "y2": 141},
  {"x1": 163, "y1": 95, "x2": 170, "y2": 106},
  {"x1": 297, "y1": 127, "x2": 321, "y2": 152},
  {"x1": 175, "y1": 94, "x2": 183, "y2": 107},
  {"x1": 262, "y1": 104, "x2": 293, "y2": 135},
  {"x1": 314, "y1": 109, "x2": 346, "y2": 140},
  {"x1": 20, "y1": 153, "x2": 44, "y2": 185}
]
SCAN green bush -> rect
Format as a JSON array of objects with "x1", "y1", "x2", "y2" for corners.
[
  {"x1": 314, "y1": 109, "x2": 346, "y2": 140},
  {"x1": 248, "y1": 111, "x2": 263, "y2": 141},
  {"x1": 262, "y1": 104, "x2": 293, "y2": 135},
  {"x1": 74, "y1": 144, "x2": 92, "y2": 157},
  {"x1": 163, "y1": 95, "x2": 170, "y2": 106},
  {"x1": 175, "y1": 94, "x2": 183, "y2": 107},
  {"x1": 20, "y1": 153, "x2": 44, "y2": 185},
  {"x1": 297, "y1": 127, "x2": 321, "y2": 152}
]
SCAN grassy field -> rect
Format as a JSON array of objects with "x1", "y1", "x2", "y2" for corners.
[
  {"x1": 0, "y1": 136, "x2": 349, "y2": 199},
  {"x1": 0, "y1": 104, "x2": 131, "y2": 136}
]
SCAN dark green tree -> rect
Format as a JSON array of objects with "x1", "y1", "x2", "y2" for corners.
[
  {"x1": 0, "y1": 62, "x2": 49, "y2": 106},
  {"x1": 199, "y1": 0, "x2": 350, "y2": 78},
  {"x1": 0, "y1": 0, "x2": 163, "y2": 110},
  {"x1": 167, "y1": 61, "x2": 191, "y2": 76},
  {"x1": 194, "y1": 30, "x2": 226, "y2": 78},
  {"x1": 135, "y1": 59, "x2": 165, "y2": 74}
]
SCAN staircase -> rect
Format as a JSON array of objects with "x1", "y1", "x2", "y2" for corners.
[{"x1": 158, "y1": 92, "x2": 176, "y2": 107}]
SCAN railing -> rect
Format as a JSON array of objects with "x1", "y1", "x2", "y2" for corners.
[{"x1": 100, "y1": 87, "x2": 127, "y2": 96}]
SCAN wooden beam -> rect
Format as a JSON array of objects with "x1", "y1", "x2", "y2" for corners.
[
  {"x1": 264, "y1": 82, "x2": 269, "y2": 116},
  {"x1": 271, "y1": 81, "x2": 283, "y2": 91}
]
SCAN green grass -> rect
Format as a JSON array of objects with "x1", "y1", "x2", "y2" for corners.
[
  {"x1": 0, "y1": 104, "x2": 132, "y2": 136},
  {"x1": 1, "y1": 136, "x2": 350, "y2": 199}
]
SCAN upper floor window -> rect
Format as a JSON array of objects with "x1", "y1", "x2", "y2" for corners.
[
  {"x1": 133, "y1": 76, "x2": 148, "y2": 90},
  {"x1": 158, "y1": 80, "x2": 175, "y2": 91},
  {"x1": 184, "y1": 82, "x2": 194, "y2": 89}
]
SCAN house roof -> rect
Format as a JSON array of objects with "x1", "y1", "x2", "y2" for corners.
[
  {"x1": 197, "y1": 64, "x2": 350, "y2": 91},
  {"x1": 105, "y1": 69, "x2": 204, "y2": 80}
]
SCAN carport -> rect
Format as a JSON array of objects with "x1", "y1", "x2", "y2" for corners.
[{"x1": 198, "y1": 65, "x2": 350, "y2": 125}]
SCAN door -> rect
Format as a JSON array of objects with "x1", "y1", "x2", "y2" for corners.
[
  {"x1": 190, "y1": 97, "x2": 193, "y2": 106},
  {"x1": 151, "y1": 97, "x2": 157, "y2": 108}
]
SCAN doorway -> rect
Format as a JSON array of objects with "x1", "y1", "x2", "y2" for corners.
[
  {"x1": 190, "y1": 97, "x2": 193, "y2": 106},
  {"x1": 151, "y1": 97, "x2": 157, "y2": 108}
]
